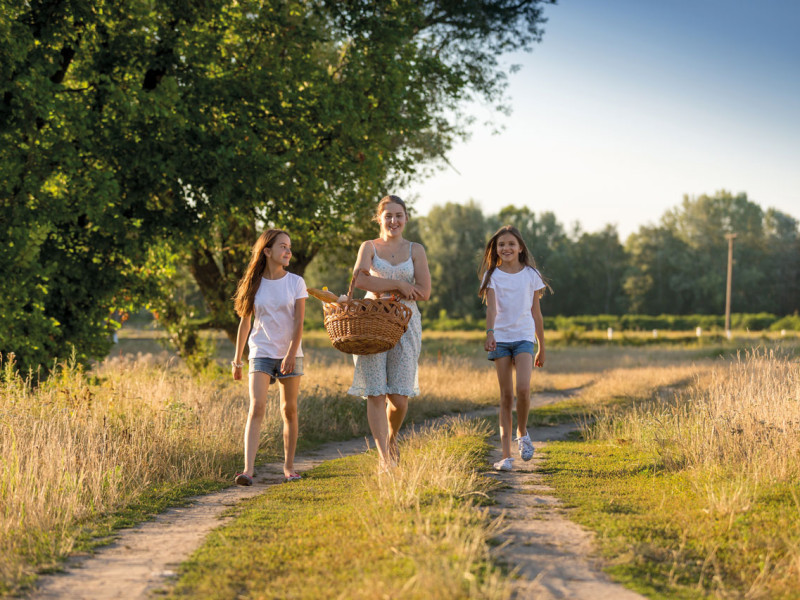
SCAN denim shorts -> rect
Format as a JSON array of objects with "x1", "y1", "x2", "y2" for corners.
[
  {"x1": 250, "y1": 356, "x2": 304, "y2": 384},
  {"x1": 488, "y1": 340, "x2": 535, "y2": 361}
]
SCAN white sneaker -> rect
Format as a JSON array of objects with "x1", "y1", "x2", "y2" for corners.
[
  {"x1": 493, "y1": 457, "x2": 514, "y2": 471},
  {"x1": 517, "y1": 434, "x2": 534, "y2": 461}
]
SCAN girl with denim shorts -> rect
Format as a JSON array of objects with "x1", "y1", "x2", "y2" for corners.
[
  {"x1": 231, "y1": 229, "x2": 308, "y2": 485},
  {"x1": 348, "y1": 195, "x2": 431, "y2": 472},
  {"x1": 479, "y1": 225, "x2": 550, "y2": 472}
]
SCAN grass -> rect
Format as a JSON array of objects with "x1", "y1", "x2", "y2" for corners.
[
  {"x1": 0, "y1": 353, "x2": 243, "y2": 595},
  {"x1": 0, "y1": 336, "x2": 486, "y2": 596},
  {"x1": 166, "y1": 418, "x2": 509, "y2": 600},
  {"x1": 544, "y1": 442, "x2": 800, "y2": 599},
  {"x1": 4, "y1": 324, "x2": 799, "y2": 598},
  {"x1": 542, "y1": 347, "x2": 800, "y2": 598}
]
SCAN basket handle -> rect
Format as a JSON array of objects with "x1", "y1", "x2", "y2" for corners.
[
  {"x1": 348, "y1": 269, "x2": 371, "y2": 300},
  {"x1": 350, "y1": 268, "x2": 403, "y2": 301}
]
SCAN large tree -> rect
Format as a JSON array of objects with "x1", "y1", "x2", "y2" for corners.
[{"x1": 1, "y1": 0, "x2": 554, "y2": 369}]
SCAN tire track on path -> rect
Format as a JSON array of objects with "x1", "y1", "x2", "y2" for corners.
[
  {"x1": 30, "y1": 435, "x2": 370, "y2": 600},
  {"x1": 485, "y1": 390, "x2": 647, "y2": 599}
]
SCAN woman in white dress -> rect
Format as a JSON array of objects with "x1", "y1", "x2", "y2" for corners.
[{"x1": 347, "y1": 196, "x2": 431, "y2": 471}]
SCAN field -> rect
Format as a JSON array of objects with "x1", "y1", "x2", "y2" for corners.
[{"x1": 2, "y1": 327, "x2": 799, "y2": 597}]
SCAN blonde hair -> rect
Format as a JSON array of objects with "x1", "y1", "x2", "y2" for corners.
[
  {"x1": 478, "y1": 225, "x2": 552, "y2": 302},
  {"x1": 233, "y1": 229, "x2": 289, "y2": 317}
]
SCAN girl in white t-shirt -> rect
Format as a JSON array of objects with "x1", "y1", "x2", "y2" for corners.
[
  {"x1": 231, "y1": 229, "x2": 308, "y2": 485},
  {"x1": 479, "y1": 225, "x2": 549, "y2": 472}
]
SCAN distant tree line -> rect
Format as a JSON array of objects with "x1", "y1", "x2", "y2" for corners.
[{"x1": 305, "y1": 190, "x2": 800, "y2": 321}]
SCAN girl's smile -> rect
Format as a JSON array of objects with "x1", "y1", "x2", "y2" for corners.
[{"x1": 496, "y1": 233, "x2": 522, "y2": 266}]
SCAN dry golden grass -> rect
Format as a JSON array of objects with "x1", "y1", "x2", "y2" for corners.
[
  {"x1": 573, "y1": 362, "x2": 711, "y2": 410},
  {"x1": 587, "y1": 350, "x2": 800, "y2": 482},
  {"x1": 0, "y1": 350, "x2": 369, "y2": 593},
  {"x1": 0, "y1": 354, "x2": 244, "y2": 590},
  {"x1": 578, "y1": 348, "x2": 800, "y2": 596},
  {"x1": 6, "y1": 326, "x2": 784, "y2": 595}
]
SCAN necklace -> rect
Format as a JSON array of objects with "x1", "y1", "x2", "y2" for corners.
[{"x1": 380, "y1": 238, "x2": 401, "y2": 259}]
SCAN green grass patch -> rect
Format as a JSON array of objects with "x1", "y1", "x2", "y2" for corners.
[
  {"x1": 542, "y1": 440, "x2": 800, "y2": 599},
  {"x1": 69, "y1": 478, "x2": 230, "y2": 556},
  {"x1": 166, "y1": 419, "x2": 510, "y2": 600},
  {"x1": 529, "y1": 398, "x2": 591, "y2": 426}
]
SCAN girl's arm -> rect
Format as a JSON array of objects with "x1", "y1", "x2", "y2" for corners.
[
  {"x1": 281, "y1": 297, "x2": 306, "y2": 374},
  {"x1": 531, "y1": 292, "x2": 545, "y2": 367},
  {"x1": 410, "y1": 243, "x2": 431, "y2": 301},
  {"x1": 484, "y1": 288, "x2": 497, "y2": 352},
  {"x1": 352, "y1": 241, "x2": 421, "y2": 299},
  {"x1": 233, "y1": 315, "x2": 252, "y2": 380}
]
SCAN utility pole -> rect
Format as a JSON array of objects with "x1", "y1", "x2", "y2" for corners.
[{"x1": 724, "y1": 233, "x2": 737, "y2": 334}]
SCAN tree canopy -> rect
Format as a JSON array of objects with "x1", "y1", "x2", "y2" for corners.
[{"x1": 1, "y1": 0, "x2": 553, "y2": 371}]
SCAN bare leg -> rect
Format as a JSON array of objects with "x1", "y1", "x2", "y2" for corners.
[
  {"x1": 514, "y1": 353, "x2": 533, "y2": 438},
  {"x1": 386, "y1": 394, "x2": 408, "y2": 463},
  {"x1": 243, "y1": 372, "x2": 270, "y2": 476},
  {"x1": 367, "y1": 394, "x2": 390, "y2": 464},
  {"x1": 494, "y1": 357, "x2": 515, "y2": 459},
  {"x1": 279, "y1": 376, "x2": 301, "y2": 477}
]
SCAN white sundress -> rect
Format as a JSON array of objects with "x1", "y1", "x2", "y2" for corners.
[{"x1": 347, "y1": 242, "x2": 422, "y2": 398}]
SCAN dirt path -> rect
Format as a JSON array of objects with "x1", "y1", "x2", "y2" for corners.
[
  {"x1": 485, "y1": 391, "x2": 647, "y2": 599},
  {"x1": 30, "y1": 393, "x2": 645, "y2": 600}
]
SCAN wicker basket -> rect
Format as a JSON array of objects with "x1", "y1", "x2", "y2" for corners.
[{"x1": 308, "y1": 272, "x2": 412, "y2": 355}]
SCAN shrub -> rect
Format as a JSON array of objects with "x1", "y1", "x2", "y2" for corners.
[{"x1": 770, "y1": 314, "x2": 800, "y2": 332}]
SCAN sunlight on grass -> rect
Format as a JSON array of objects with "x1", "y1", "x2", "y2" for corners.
[
  {"x1": 5, "y1": 330, "x2": 796, "y2": 597},
  {"x1": 0, "y1": 346, "x2": 484, "y2": 594},
  {"x1": 550, "y1": 347, "x2": 800, "y2": 598},
  {"x1": 168, "y1": 418, "x2": 510, "y2": 600}
]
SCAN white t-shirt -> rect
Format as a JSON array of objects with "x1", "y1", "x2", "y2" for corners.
[
  {"x1": 248, "y1": 272, "x2": 308, "y2": 358},
  {"x1": 486, "y1": 266, "x2": 545, "y2": 343}
]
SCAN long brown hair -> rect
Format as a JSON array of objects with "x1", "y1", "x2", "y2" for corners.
[
  {"x1": 478, "y1": 225, "x2": 552, "y2": 302},
  {"x1": 233, "y1": 229, "x2": 289, "y2": 317}
]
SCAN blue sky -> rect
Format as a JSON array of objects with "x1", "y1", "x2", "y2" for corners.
[{"x1": 406, "y1": 0, "x2": 800, "y2": 239}]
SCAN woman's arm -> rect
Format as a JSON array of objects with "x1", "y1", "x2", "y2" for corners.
[
  {"x1": 352, "y1": 241, "x2": 420, "y2": 299},
  {"x1": 484, "y1": 288, "x2": 497, "y2": 352},
  {"x1": 531, "y1": 292, "x2": 545, "y2": 367},
  {"x1": 281, "y1": 297, "x2": 306, "y2": 374},
  {"x1": 410, "y1": 243, "x2": 431, "y2": 301},
  {"x1": 232, "y1": 315, "x2": 252, "y2": 380}
]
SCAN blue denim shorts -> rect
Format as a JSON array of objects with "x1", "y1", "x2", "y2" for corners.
[
  {"x1": 488, "y1": 340, "x2": 535, "y2": 361},
  {"x1": 250, "y1": 356, "x2": 304, "y2": 384}
]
